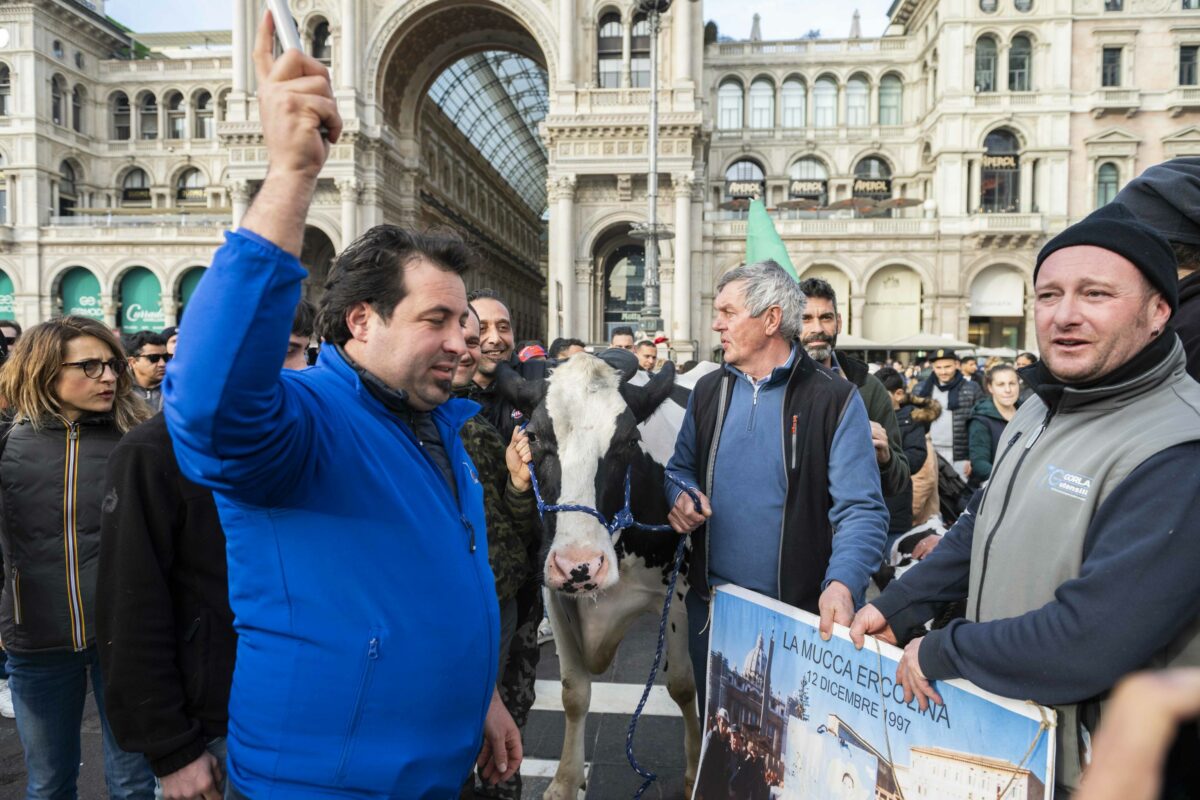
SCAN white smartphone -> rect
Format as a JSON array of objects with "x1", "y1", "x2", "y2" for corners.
[{"x1": 265, "y1": 0, "x2": 303, "y2": 52}]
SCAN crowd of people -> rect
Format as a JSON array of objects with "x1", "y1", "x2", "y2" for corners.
[{"x1": 0, "y1": 12, "x2": 1193, "y2": 800}]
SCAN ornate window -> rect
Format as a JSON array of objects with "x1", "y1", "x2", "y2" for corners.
[
  {"x1": 58, "y1": 161, "x2": 77, "y2": 217},
  {"x1": 1182, "y1": 45, "x2": 1199, "y2": 85},
  {"x1": 71, "y1": 85, "x2": 84, "y2": 133},
  {"x1": 789, "y1": 157, "x2": 828, "y2": 205},
  {"x1": 112, "y1": 92, "x2": 131, "y2": 140},
  {"x1": 1015, "y1": 0, "x2": 1033, "y2": 9},
  {"x1": 980, "y1": 129, "x2": 1020, "y2": 213},
  {"x1": 597, "y1": 12, "x2": 622, "y2": 88},
  {"x1": 630, "y1": 15, "x2": 650, "y2": 88},
  {"x1": 52, "y1": 40, "x2": 64, "y2": 60},
  {"x1": 847, "y1": 75, "x2": 869, "y2": 127},
  {"x1": 1096, "y1": 162, "x2": 1119, "y2": 207},
  {"x1": 311, "y1": 21, "x2": 331, "y2": 67},
  {"x1": 0, "y1": 66, "x2": 10, "y2": 116},
  {"x1": 975, "y1": 36, "x2": 998, "y2": 92},
  {"x1": 1009, "y1": 35, "x2": 1032, "y2": 91},
  {"x1": 725, "y1": 159, "x2": 765, "y2": 201},
  {"x1": 195, "y1": 91, "x2": 214, "y2": 138},
  {"x1": 781, "y1": 78, "x2": 805, "y2": 127},
  {"x1": 166, "y1": 92, "x2": 185, "y2": 139},
  {"x1": 749, "y1": 78, "x2": 774, "y2": 129},
  {"x1": 1102, "y1": 47, "x2": 1123, "y2": 86},
  {"x1": 121, "y1": 168, "x2": 151, "y2": 206},
  {"x1": 176, "y1": 168, "x2": 206, "y2": 205},
  {"x1": 879, "y1": 74, "x2": 902, "y2": 125},
  {"x1": 814, "y1": 77, "x2": 837, "y2": 127},
  {"x1": 139, "y1": 93, "x2": 158, "y2": 140},
  {"x1": 718, "y1": 80, "x2": 743, "y2": 129},
  {"x1": 51, "y1": 75, "x2": 65, "y2": 125},
  {"x1": 980, "y1": 0, "x2": 997, "y2": 10}
]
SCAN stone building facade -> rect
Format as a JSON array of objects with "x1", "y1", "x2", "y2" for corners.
[{"x1": 2, "y1": 0, "x2": 1199, "y2": 354}]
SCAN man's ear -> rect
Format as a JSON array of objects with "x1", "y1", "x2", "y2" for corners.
[
  {"x1": 344, "y1": 302, "x2": 373, "y2": 343},
  {"x1": 762, "y1": 305, "x2": 783, "y2": 337}
]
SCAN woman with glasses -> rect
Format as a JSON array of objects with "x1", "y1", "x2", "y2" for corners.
[{"x1": 0, "y1": 316, "x2": 155, "y2": 799}]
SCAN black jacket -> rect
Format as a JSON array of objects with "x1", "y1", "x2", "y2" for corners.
[
  {"x1": 0, "y1": 414, "x2": 122, "y2": 653},
  {"x1": 913, "y1": 371, "x2": 983, "y2": 461},
  {"x1": 467, "y1": 358, "x2": 552, "y2": 442},
  {"x1": 96, "y1": 414, "x2": 235, "y2": 777},
  {"x1": 688, "y1": 350, "x2": 857, "y2": 612},
  {"x1": 1179, "y1": 271, "x2": 1200, "y2": 381}
]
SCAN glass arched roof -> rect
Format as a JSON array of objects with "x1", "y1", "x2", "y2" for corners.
[{"x1": 428, "y1": 51, "x2": 549, "y2": 213}]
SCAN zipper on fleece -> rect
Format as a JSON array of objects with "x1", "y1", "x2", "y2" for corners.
[{"x1": 62, "y1": 424, "x2": 87, "y2": 651}]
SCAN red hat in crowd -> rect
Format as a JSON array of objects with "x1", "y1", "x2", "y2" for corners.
[{"x1": 518, "y1": 344, "x2": 547, "y2": 362}]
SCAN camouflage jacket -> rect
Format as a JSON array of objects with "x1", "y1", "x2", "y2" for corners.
[{"x1": 460, "y1": 414, "x2": 539, "y2": 602}]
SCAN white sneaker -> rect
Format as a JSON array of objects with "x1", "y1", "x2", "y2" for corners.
[
  {"x1": 0, "y1": 678, "x2": 15, "y2": 718},
  {"x1": 537, "y1": 617, "x2": 554, "y2": 645}
]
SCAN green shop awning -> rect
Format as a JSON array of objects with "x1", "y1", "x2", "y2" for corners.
[
  {"x1": 0, "y1": 270, "x2": 14, "y2": 321},
  {"x1": 119, "y1": 267, "x2": 164, "y2": 332},
  {"x1": 60, "y1": 268, "x2": 104, "y2": 320},
  {"x1": 178, "y1": 267, "x2": 206, "y2": 319}
]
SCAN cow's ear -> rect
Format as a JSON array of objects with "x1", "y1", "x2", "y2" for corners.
[
  {"x1": 619, "y1": 361, "x2": 676, "y2": 424},
  {"x1": 494, "y1": 362, "x2": 546, "y2": 418}
]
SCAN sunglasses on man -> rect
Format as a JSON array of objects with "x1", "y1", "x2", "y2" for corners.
[
  {"x1": 134, "y1": 353, "x2": 173, "y2": 365},
  {"x1": 61, "y1": 359, "x2": 129, "y2": 379}
]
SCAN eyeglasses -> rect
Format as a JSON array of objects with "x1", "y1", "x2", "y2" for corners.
[
  {"x1": 61, "y1": 359, "x2": 128, "y2": 379},
  {"x1": 135, "y1": 353, "x2": 173, "y2": 365}
]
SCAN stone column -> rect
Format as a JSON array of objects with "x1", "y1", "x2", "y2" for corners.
[
  {"x1": 338, "y1": 178, "x2": 360, "y2": 247},
  {"x1": 850, "y1": 295, "x2": 867, "y2": 336},
  {"x1": 161, "y1": 296, "x2": 179, "y2": 327},
  {"x1": 559, "y1": 0, "x2": 576, "y2": 85},
  {"x1": 575, "y1": 265, "x2": 592, "y2": 342},
  {"x1": 549, "y1": 174, "x2": 577, "y2": 338},
  {"x1": 340, "y1": 0, "x2": 357, "y2": 91},
  {"x1": 102, "y1": 293, "x2": 117, "y2": 329},
  {"x1": 233, "y1": 0, "x2": 248, "y2": 93},
  {"x1": 228, "y1": 180, "x2": 250, "y2": 228},
  {"x1": 671, "y1": 173, "x2": 693, "y2": 344},
  {"x1": 673, "y1": 0, "x2": 693, "y2": 84},
  {"x1": 621, "y1": 19, "x2": 632, "y2": 89},
  {"x1": 969, "y1": 159, "x2": 982, "y2": 215},
  {"x1": 1019, "y1": 158, "x2": 1034, "y2": 214}
]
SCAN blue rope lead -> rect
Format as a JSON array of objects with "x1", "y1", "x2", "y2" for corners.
[{"x1": 625, "y1": 533, "x2": 689, "y2": 799}]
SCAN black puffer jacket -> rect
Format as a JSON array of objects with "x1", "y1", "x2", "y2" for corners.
[
  {"x1": 913, "y1": 372, "x2": 983, "y2": 462},
  {"x1": 0, "y1": 415, "x2": 122, "y2": 653}
]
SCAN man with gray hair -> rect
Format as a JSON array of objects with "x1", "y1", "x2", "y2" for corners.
[{"x1": 665, "y1": 260, "x2": 889, "y2": 711}]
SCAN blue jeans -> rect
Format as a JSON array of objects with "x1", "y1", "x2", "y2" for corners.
[{"x1": 7, "y1": 646, "x2": 157, "y2": 800}]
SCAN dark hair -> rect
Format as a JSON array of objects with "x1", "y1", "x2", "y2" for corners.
[
  {"x1": 873, "y1": 366, "x2": 906, "y2": 393},
  {"x1": 678, "y1": 359, "x2": 699, "y2": 374},
  {"x1": 1, "y1": 320, "x2": 24, "y2": 338},
  {"x1": 467, "y1": 287, "x2": 512, "y2": 319},
  {"x1": 517, "y1": 339, "x2": 544, "y2": 351},
  {"x1": 611, "y1": 326, "x2": 634, "y2": 340},
  {"x1": 1017, "y1": 352, "x2": 1039, "y2": 365},
  {"x1": 547, "y1": 337, "x2": 568, "y2": 358},
  {"x1": 317, "y1": 225, "x2": 476, "y2": 346},
  {"x1": 123, "y1": 330, "x2": 167, "y2": 357},
  {"x1": 798, "y1": 276, "x2": 838, "y2": 312},
  {"x1": 635, "y1": 339, "x2": 655, "y2": 349},
  {"x1": 292, "y1": 298, "x2": 317, "y2": 339},
  {"x1": 1173, "y1": 242, "x2": 1200, "y2": 275},
  {"x1": 160, "y1": 325, "x2": 177, "y2": 340}
]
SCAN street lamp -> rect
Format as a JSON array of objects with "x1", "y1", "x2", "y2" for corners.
[{"x1": 631, "y1": 0, "x2": 674, "y2": 337}]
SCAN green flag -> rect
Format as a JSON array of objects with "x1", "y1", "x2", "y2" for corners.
[{"x1": 745, "y1": 198, "x2": 799, "y2": 280}]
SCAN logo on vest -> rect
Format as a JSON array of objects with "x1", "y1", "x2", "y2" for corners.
[{"x1": 1045, "y1": 465, "x2": 1093, "y2": 501}]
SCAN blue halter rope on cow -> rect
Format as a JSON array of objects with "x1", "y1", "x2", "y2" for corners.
[{"x1": 521, "y1": 430, "x2": 703, "y2": 798}]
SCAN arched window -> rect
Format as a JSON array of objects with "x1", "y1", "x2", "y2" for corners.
[
  {"x1": 139, "y1": 93, "x2": 158, "y2": 140},
  {"x1": 631, "y1": 15, "x2": 651, "y2": 88},
  {"x1": 854, "y1": 156, "x2": 893, "y2": 213},
  {"x1": 597, "y1": 12, "x2": 622, "y2": 88},
  {"x1": 217, "y1": 89, "x2": 230, "y2": 123},
  {"x1": 814, "y1": 77, "x2": 837, "y2": 127},
  {"x1": 879, "y1": 74, "x2": 902, "y2": 125},
  {"x1": 71, "y1": 86, "x2": 84, "y2": 133},
  {"x1": 52, "y1": 40, "x2": 64, "y2": 60},
  {"x1": 58, "y1": 161, "x2": 77, "y2": 217},
  {"x1": 980, "y1": 0, "x2": 998, "y2": 10},
  {"x1": 194, "y1": 91, "x2": 214, "y2": 139},
  {"x1": 847, "y1": 75, "x2": 869, "y2": 127},
  {"x1": 975, "y1": 36, "x2": 998, "y2": 93},
  {"x1": 51, "y1": 75, "x2": 65, "y2": 126},
  {"x1": 166, "y1": 92, "x2": 185, "y2": 139},
  {"x1": 1009, "y1": 35, "x2": 1032, "y2": 91},
  {"x1": 112, "y1": 92, "x2": 131, "y2": 140},
  {"x1": 0, "y1": 66, "x2": 10, "y2": 116},
  {"x1": 718, "y1": 80, "x2": 743, "y2": 129},
  {"x1": 176, "y1": 168, "x2": 206, "y2": 205},
  {"x1": 781, "y1": 78, "x2": 805, "y2": 127},
  {"x1": 725, "y1": 160, "x2": 765, "y2": 201},
  {"x1": 311, "y1": 21, "x2": 332, "y2": 67},
  {"x1": 981, "y1": 128, "x2": 1020, "y2": 213},
  {"x1": 1096, "y1": 162, "x2": 1119, "y2": 207},
  {"x1": 789, "y1": 157, "x2": 828, "y2": 205},
  {"x1": 749, "y1": 78, "x2": 774, "y2": 129},
  {"x1": 121, "y1": 168, "x2": 151, "y2": 205}
]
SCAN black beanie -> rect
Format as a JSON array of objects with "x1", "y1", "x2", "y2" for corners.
[
  {"x1": 1114, "y1": 157, "x2": 1200, "y2": 245},
  {"x1": 1034, "y1": 203, "x2": 1179, "y2": 313}
]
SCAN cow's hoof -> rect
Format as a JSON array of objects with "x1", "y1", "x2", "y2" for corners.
[{"x1": 543, "y1": 776, "x2": 584, "y2": 800}]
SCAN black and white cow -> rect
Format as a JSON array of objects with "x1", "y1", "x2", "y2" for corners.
[{"x1": 496, "y1": 353, "x2": 702, "y2": 799}]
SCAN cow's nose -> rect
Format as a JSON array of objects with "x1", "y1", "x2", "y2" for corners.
[{"x1": 547, "y1": 549, "x2": 608, "y2": 593}]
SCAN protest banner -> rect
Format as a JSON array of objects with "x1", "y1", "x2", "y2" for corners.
[{"x1": 694, "y1": 585, "x2": 1056, "y2": 800}]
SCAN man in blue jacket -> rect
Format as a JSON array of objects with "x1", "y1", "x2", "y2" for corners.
[
  {"x1": 665, "y1": 260, "x2": 889, "y2": 712},
  {"x1": 163, "y1": 15, "x2": 520, "y2": 799}
]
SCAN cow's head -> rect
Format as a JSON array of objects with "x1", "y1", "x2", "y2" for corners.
[{"x1": 496, "y1": 354, "x2": 676, "y2": 596}]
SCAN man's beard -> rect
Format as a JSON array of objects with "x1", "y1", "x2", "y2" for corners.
[{"x1": 802, "y1": 334, "x2": 834, "y2": 363}]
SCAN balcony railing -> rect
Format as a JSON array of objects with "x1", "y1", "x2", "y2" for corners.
[
  {"x1": 710, "y1": 37, "x2": 911, "y2": 58},
  {"x1": 1090, "y1": 87, "x2": 1141, "y2": 117},
  {"x1": 1167, "y1": 86, "x2": 1200, "y2": 115},
  {"x1": 49, "y1": 212, "x2": 230, "y2": 228}
]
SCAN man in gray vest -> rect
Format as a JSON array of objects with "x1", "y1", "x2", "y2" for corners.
[{"x1": 850, "y1": 202, "x2": 1200, "y2": 795}]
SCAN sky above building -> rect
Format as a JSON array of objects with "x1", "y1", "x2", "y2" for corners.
[{"x1": 104, "y1": 0, "x2": 895, "y2": 40}]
